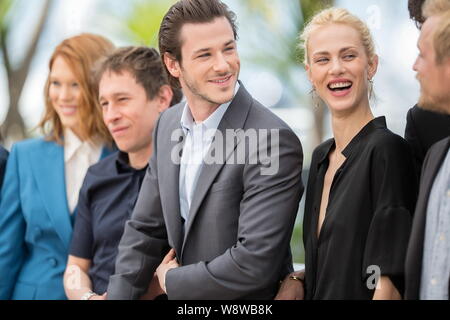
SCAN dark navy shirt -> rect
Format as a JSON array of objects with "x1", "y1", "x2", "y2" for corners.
[{"x1": 70, "y1": 151, "x2": 147, "y2": 294}]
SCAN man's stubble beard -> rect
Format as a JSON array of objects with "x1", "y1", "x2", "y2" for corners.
[
  {"x1": 418, "y1": 91, "x2": 450, "y2": 115},
  {"x1": 181, "y1": 65, "x2": 238, "y2": 107}
]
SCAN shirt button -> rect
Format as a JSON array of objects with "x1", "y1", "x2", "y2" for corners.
[
  {"x1": 48, "y1": 258, "x2": 58, "y2": 268},
  {"x1": 431, "y1": 278, "x2": 437, "y2": 286},
  {"x1": 447, "y1": 189, "x2": 450, "y2": 197},
  {"x1": 439, "y1": 234, "x2": 445, "y2": 241}
]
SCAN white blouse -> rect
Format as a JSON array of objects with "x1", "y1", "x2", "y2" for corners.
[{"x1": 64, "y1": 129, "x2": 102, "y2": 214}]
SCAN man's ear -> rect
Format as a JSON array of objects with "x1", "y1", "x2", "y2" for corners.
[
  {"x1": 164, "y1": 53, "x2": 180, "y2": 78},
  {"x1": 156, "y1": 85, "x2": 173, "y2": 112}
]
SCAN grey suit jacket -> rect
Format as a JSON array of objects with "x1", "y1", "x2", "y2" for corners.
[
  {"x1": 107, "y1": 84, "x2": 304, "y2": 300},
  {"x1": 405, "y1": 136, "x2": 450, "y2": 300}
]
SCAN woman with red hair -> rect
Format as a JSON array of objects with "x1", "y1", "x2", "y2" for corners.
[{"x1": 0, "y1": 34, "x2": 115, "y2": 300}]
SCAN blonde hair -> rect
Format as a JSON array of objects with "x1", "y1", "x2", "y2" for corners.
[
  {"x1": 299, "y1": 7, "x2": 376, "y2": 66},
  {"x1": 422, "y1": 0, "x2": 450, "y2": 18},
  {"x1": 39, "y1": 33, "x2": 115, "y2": 145},
  {"x1": 422, "y1": 0, "x2": 450, "y2": 64}
]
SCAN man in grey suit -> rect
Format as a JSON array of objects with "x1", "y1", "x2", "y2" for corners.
[
  {"x1": 107, "y1": 0, "x2": 304, "y2": 300},
  {"x1": 405, "y1": 2, "x2": 450, "y2": 300}
]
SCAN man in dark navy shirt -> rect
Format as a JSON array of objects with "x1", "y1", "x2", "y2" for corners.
[{"x1": 63, "y1": 47, "x2": 181, "y2": 300}]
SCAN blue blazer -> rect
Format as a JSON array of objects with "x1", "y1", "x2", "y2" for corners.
[
  {"x1": 0, "y1": 138, "x2": 114, "y2": 300},
  {"x1": 0, "y1": 146, "x2": 8, "y2": 192}
]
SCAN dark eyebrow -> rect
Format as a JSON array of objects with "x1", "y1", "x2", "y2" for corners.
[
  {"x1": 193, "y1": 40, "x2": 236, "y2": 56},
  {"x1": 224, "y1": 40, "x2": 235, "y2": 47},
  {"x1": 99, "y1": 92, "x2": 130, "y2": 101},
  {"x1": 193, "y1": 48, "x2": 210, "y2": 56},
  {"x1": 112, "y1": 92, "x2": 130, "y2": 97}
]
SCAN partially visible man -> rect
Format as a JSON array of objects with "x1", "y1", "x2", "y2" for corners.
[
  {"x1": 404, "y1": 0, "x2": 450, "y2": 178},
  {"x1": 107, "y1": 0, "x2": 304, "y2": 300},
  {"x1": 405, "y1": 1, "x2": 450, "y2": 300},
  {"x1": 63, "y1": 46, "x2": 181, "y2": 300},
  {"x1": 0, "y1": 145, "x2": 8, "y2": 190}
]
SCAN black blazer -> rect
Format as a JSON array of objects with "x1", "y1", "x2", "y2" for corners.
[
  {"x1": 405, "y1": 137, "x2": 450, "y2": 300},
  {"x1": 404, "y1": 105, "x2": 450, "y2": 178},
  {"x1": 0, "y1": 146, "x2": 8, "y2": 189}
]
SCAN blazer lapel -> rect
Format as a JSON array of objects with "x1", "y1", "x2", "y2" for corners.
[
  {"x1": 182, "y1": 85, "x2": 253, "y2": 248},
  {"x1": 164, "y1": 125, "x2": 185, "y2": 256},
  {"x1": 417, "y1": 137, "x2": 450, "y2": 219},
  {"x1": 30, "y1": 141, "x2": 73, "y2": 250}
]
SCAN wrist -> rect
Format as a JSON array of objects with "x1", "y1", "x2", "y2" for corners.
[
  {"x1": 289, "y1": 275, "x2": 304, "y2": 283},
  {"x1": 290, "y1": 270, "x2": 305, "y2": 280},
  {"x1": 80, "y1": 290, "x2": 98, "y2": 300}
]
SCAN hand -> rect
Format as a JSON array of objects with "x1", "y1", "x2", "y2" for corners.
[
  {"x1": 156, "y1": 249, "x2": 179, "y2": 293},
  {"x1": 372, "y1": 276, "x2": 402, "y2": 300},
  {"x1": 274, "y1": 270, "x2": 305, "y2": 300},
  {"x1": 89, "y1": 293, "x2": 107, "y2": 300},
  {"x1": 140, "y1": 273, "x2": 165, "y2": 300}
]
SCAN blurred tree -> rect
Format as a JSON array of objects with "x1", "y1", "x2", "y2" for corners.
[
  {"x1": 123, "y1": 0, "x2": 177, "y2": 47},
  {"x1": 0, "y1": 0, "x2": 53, "y2": 144}
]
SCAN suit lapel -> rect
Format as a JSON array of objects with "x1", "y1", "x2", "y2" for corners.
[
  {"x1": 164, "y1": 124, "x2": 185, "y2": 255},
  {"x1": 30, "y1": 141, "x2": 73, "y2": 250},
  {"x1": 182, "y1": 85, "x2": 253, "y2": 249},
  {"x1": 419, "y1": 137, "x2": 450, "y2": 215}
]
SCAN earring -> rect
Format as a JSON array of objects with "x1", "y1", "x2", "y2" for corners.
[
  {"x1": 368, "y1": 79, "x2": 374, "y2": 99},
  {"x1": 310, "y1": 87, "x2": 321, "y2": 108}
]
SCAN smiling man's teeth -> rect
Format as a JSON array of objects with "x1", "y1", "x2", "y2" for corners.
[
  {"x1": 212, "y1": 77, "x2": 230, "y2": 83},
  {"x1": 329, "y1": 82, "x2": 352, "y2": 89}
]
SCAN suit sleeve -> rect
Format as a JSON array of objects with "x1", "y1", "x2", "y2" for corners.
[
  {"x1": 404, "y1": 107, "x2": 424, "y2": 180},
  {"x1": 165, "y1": 128, "x2": 304, "y2": 300},
  {"x1": 0, "y1": 145, "x2": 26, "y2": 299},
  {"x1": 107, "y1": 115, "x2": 170, "y2": 300}
]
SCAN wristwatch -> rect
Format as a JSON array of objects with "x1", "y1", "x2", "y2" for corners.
[
  {"x1": 289, "y1": 275, "x2": 304, "y2": 283},
  {"x1": 80, "y1": 290, "x2": 98, "y2": 300}
]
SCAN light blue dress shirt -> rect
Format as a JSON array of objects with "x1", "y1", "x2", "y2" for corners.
[
  {"x1": 179, "y1": 83, "x2": 240, "y2": 227},
  {"x1": 420, "y1": 148, "x2": 450, "y2": 300}
]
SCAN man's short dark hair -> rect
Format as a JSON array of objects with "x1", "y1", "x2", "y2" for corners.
[
  {"x1": 408, "y1": 0, "x2": 426, "y2": 28},
  {"x1": 96, "y1": 46, "x2": 182, "y2": 106},
  {"x1": 158, "y1": 0, "x2": 238, "y2": 88}
]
